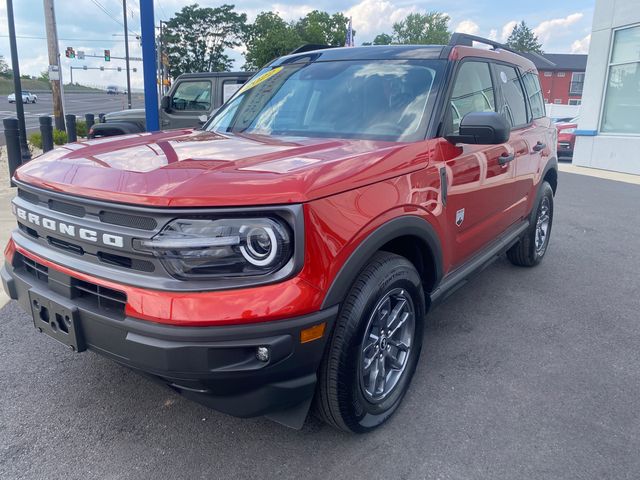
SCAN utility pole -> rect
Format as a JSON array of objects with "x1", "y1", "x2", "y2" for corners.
[
  {"x1": 122, "y1": 0, "x2": 132, "y2": 109},
  {"x1": 43, "y1": 0, "x2": 65, "y2": 131},
  {"x1": 6, "y1": 0, "x2": 31, "y2": 162}
]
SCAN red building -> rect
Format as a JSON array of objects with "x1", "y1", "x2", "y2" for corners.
[{"x1": 522, "y1": 53, "x2": 588, "y2": 105}]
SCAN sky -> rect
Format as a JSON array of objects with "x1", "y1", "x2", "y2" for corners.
[{"x1": 0, "y1": 0, "x2": 595, "y2": 90}]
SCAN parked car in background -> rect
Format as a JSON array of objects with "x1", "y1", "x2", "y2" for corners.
[
  {"x1": 106, "y1": 86, "x2": 119, "y2": 95},
  {"x1": 556, "y1": 116, "x2": 578, "y2": 160},
  {"x1": 90, "y1": 72, "x2": 253, "y2": 138},
  {"x1": 8, "y1": 91, "x2": 37, "y2": 103}
]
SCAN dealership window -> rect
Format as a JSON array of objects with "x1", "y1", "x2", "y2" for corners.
[
  {"x1": 557, "y1": 72, "x2": 566, "y2": 77},
  {"x1": 554, "y1": 99, "x2": 562, "y2": 104},
  {"x1": 570, "y1": 72, "x2": 585, "y2": 95},
  {"x1": 568, "y1": 99, "x2": 582, "y2": 106},
  {"x1": 601, "y1": 24, "x2": 640, "y2": 134},
  {"x1": 544, "y1": 71, "x2": 552, "y2": 77}
]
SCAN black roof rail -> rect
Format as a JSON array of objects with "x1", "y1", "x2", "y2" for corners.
[
  {"x1": 447, "y1": 33, "x2": 548, "y2": 66},
  {"x1": 288, "y1": 44, "x2": 335, "y2": 55}
]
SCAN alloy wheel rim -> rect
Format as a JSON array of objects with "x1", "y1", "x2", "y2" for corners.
[
  {"x1": 535, "y1": 196, "x2": 551, "y2": 253},
  {"x1": 359, "y1": 288, "x2": 415, "y2": 403}
]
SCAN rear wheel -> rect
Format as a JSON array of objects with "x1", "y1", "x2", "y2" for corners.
[
  {"x1": 507, "y1": 181, "x2": 554, "y2": 267},
  {"x1": 315, "y1": 252, "x2": 425, "y2": 433}
]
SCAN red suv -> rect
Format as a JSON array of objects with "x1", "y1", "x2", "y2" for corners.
[{"x1": 2, "y1": 34, "x2": 557, "y2": 433}]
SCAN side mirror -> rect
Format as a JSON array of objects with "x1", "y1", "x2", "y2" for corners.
[
  {"x1": 198, "y1": 114, "x2": 208, "y2": 124},
  {"x1": 447, "y1": 112, "x2": 510, "y2": 145},
  {"x1": 160, "y1": 95, "x2": 171, "y2": 111}
]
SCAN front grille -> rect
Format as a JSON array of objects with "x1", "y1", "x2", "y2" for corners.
[
  {"x1": 19, "y1": 254, "x2": 127, "y2": 316},
  {"x1": 99, "y1": 211, "x2": 157, "y2": 231},
  {"x1": 48, "y1": 199, "x2": 86, "y2": 217},
  {"x1": 17, "y1": 189, "x2": 40, "y2": 205}
]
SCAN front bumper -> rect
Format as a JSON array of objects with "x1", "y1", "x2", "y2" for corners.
[{"x1": 1, "y1": 256, "x2": 337, "y2": 422}]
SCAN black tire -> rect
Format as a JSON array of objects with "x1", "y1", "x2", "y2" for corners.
[
  {"x1": 507, "y1": 181, "x2": 554, "y2": 267},
  {"x1": 315, "y1": 251, "x2": 425, "y2": 433}
]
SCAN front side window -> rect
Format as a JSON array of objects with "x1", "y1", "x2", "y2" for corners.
[
  {"x1": 222, "y1": 79, "x2": 247, "y2": 103},
  {"x1": 449, "y1": 61, "x2": 495, "y2": 134},
  {"x1": 172, "y1": 80, "x2": 211, "y2": 111},
  {"x1": 601, "y1": 24, "x2": 640, "y2": 134},
  {"x1": 208, "y1": 60, "x2": 443, "y2": 142},
  {"x1": 494, "y1": 64, "x2": 528, "y2": 127},
  {"x1": 522, "y1": 71, "x2": 546, "y2": 119}
]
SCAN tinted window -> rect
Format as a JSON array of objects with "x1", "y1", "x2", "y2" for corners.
[
  {"x1": 494, "y1": 64, "x2": 528, "y2": 126},
  {"x1": 522, "y1": 72, "x2": 546, "y2": 119},
  {"x1": 222, "y1": 79, "x2": 247, "y2": 103},
  {"x1": 172, "y1": 80, "x2": 211, "y2": 111},
  {"x1": 449, "y1": 61, "x2": 495, "y2": 134},
  {"x1": 208, "y1": 60, "x2": 443, "y2": 142}
]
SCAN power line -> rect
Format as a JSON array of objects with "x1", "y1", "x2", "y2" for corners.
[
  {"x1": 0, "y1": 34, "x2": 128, "y2": 43},
  {"x1": 88, "y1": 0, "x2": 139, "y2": 37}
]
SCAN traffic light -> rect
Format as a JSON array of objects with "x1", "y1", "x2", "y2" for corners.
[
  {"x1": 65, "y1": 47, "x2": 75, "y2": 58},
  {"x1": 104, "y1": 49, "x2": 111, "y2": 62}
]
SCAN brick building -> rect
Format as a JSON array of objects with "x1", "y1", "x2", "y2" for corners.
[{"x1": 523, "y1": 53, "x2": 588, "y2": 105}]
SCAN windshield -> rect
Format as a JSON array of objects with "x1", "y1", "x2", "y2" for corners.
[{"x1": 207, "y1": 60, "x2": 443, "y2": 142}]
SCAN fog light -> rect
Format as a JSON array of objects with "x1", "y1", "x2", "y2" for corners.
[{"x1": 256, "y1": 346, "x2": 270, "y2": 362}]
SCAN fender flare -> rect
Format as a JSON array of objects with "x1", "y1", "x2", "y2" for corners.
[
  {"x1": 321, "y1": 215, "x2": 443, "y2": 309},
  {"x1": 529, "y1": 156, "x2": 558, "y2": 223},
  {"x1": 89, "y1": 121, "x2": 143, "y2": 138}
]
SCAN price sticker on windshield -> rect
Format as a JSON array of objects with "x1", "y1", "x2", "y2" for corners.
[{"x1": 237, "y1": 67, "x2": 283, "y2": 95}]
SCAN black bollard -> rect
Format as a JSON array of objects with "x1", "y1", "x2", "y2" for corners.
[
  {"x1": 85, "y1": 113, "x2": 95, "y2": 132},
  {"x1": 39, "y1": 116, "x2": 54, "y2": 152},
  {"x1": 3, "y1": 117, "x2": 23, "y2": 183},
  {"x1": 65, "y1": 114, "x2": 77, "y2": 143}
]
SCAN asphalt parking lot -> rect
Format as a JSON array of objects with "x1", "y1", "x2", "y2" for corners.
[
  {"x1": 0, "y1": 171, "x2": 639, "y2": 480},
  {"x1": 0, "y1": 93, "x2": 145, "y2": 145}
]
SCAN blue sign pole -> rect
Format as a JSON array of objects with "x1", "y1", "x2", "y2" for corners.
[{"x1": 139, "y1": 0, "x2": 159, "y2": 131}]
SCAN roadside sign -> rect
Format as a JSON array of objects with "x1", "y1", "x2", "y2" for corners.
[{"x1": 48, "y1": 65, "x2": 60, "y2": 81}]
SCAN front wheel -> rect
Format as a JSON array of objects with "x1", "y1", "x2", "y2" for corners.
[
  {"x1": 315, "y1": 252, "x2": 425, "y2": 433},
  {"x1": 507, "y1": 181, "x2": 554, "y2": 267}
]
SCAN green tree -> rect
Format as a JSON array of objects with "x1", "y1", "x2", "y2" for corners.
[
  {"x1": 505, "y1": 21, "x2": 543, "y2": 53},
  {"x1": 38, "y1": 70, "x2": 49, "y2": 81},
  {"x1": 244, "y1": 12, "x2": 301, "y2": 70},
  {"x1": 372, "y1": 33, "x2": 393, "y2": 45},
  {"x1": 392, "y1": 12, "x2": 451, "y2": 45},
  {"x1": 0, "y1": 55, "x2": 11, "y2": 78},
  {"x1": 295, "y1": 11, "x2": 351, "y2": 46},
  {"x1": 163, "y1": 3, "x2": 247, "y2": 77}
]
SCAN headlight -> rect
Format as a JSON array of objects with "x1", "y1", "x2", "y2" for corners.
[{"x1": 136, "y1": 217, "x2": 292, "y2": 280}]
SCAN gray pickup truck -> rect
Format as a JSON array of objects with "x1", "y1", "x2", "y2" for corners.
[{"x1": 90, "y1": 71, "x2": 253, "y2": 137}]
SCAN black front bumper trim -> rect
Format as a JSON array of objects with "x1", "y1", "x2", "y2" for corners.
[{"x1": 2, "y1": 261, "x2": 338, "y2": 422}]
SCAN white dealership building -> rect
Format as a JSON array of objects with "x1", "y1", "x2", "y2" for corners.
[{"x1": 573, "y1": 0, "x2": 640, "y2": 175}]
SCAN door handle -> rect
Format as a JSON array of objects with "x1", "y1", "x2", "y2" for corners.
[
  {"x1": 498, "y1": 152, "x2": 515, "y2": 165},
  {"x1": 532, "y1": 141, "x2": 546, "y2": 152}
]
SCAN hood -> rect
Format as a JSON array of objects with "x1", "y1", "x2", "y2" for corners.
[
  {"x1": 15, "y1": 129, "x2": 430, "y2": 207},
  {"x1": 104, "y1": 108, "x2": 146, "y2": 122}
]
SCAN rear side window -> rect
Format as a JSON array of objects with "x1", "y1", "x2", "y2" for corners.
[
  {"x1": 449, "y1": 61, "x2": 496, "y2": 134},
  {"x1": 494, "y1": 64, "x2": 528, "y2": 127},
  {"x1": 522, "y1": 72, "x2": 546, "y2": 119}
]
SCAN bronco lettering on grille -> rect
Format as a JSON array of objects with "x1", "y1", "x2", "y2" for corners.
[{"x1": 12, "y1": 204, "x2": 125, "y2": 249}]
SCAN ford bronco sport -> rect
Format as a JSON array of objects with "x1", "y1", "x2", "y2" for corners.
[{"x1": 2, "y1": 34, "x2": 557, "y2": 433}]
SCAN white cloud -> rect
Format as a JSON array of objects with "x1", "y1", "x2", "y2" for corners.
[
  {"x1": 570, "y1": 33, "x2": 591, "y2": 54},
  {"x1": 345, "y1": 0, "x2": 419, "y2": 40},
  {"x1": 488, "y1": 29, "x2": 498, "y2": 41},
  {"x1": 454, "y1": 20, "x2": 480, "y2": 36},
  {"x1": 533, "y1": 13, "x2": 583, "y2": 44},
  {"x1": 501, "y1": 20, "x2": 518, "y2": 42}
]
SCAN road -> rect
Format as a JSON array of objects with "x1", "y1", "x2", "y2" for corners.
[
  {"x1": 0, "y1": 172, "x2": 639, "y2": 479},
  {"x1": 0, "y1": 92, "x2": 145, "y2": 145}
]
